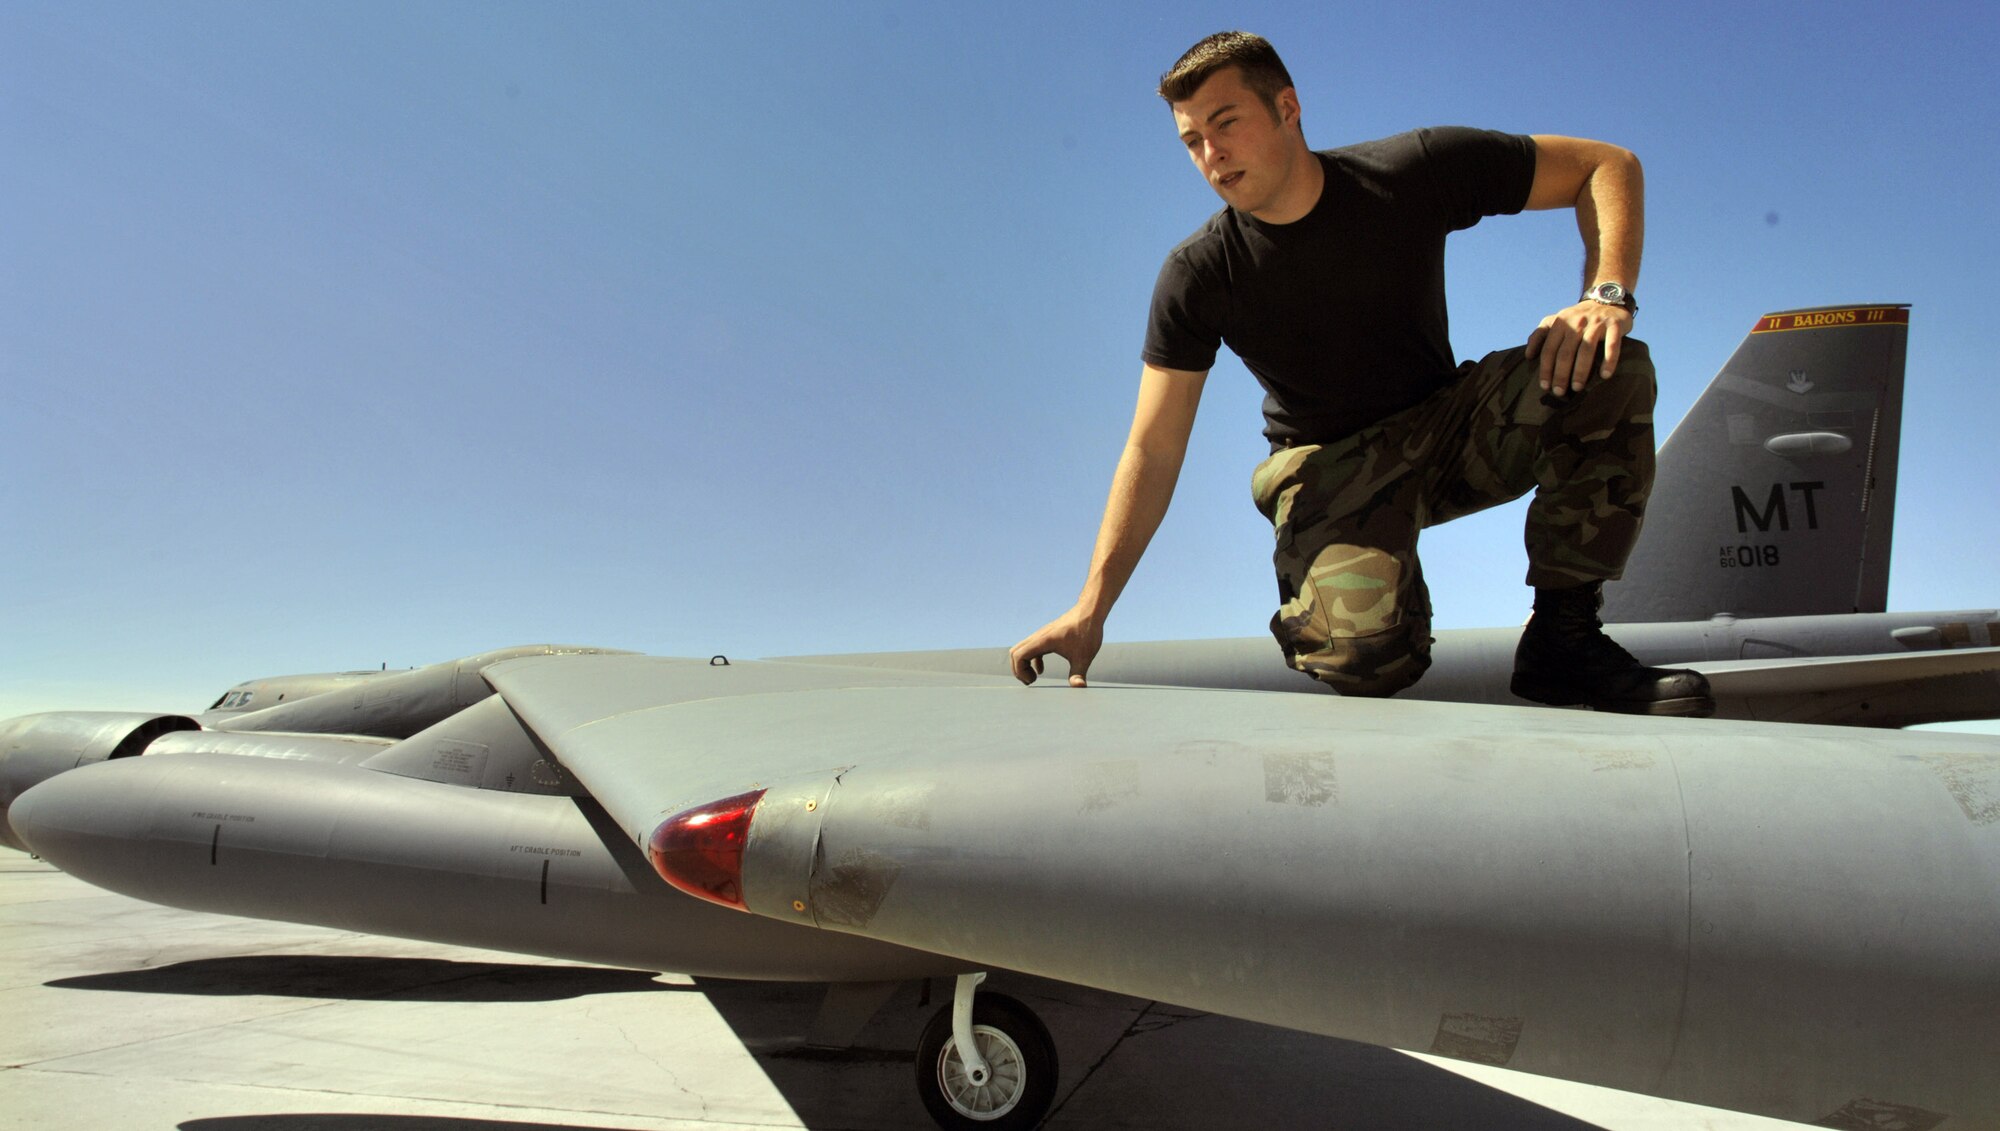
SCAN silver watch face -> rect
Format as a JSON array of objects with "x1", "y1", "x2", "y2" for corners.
[{"x1": 1591, "y1": 282, "x2": 1626, "y2": 304}]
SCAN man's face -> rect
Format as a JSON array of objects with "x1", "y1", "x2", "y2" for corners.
[{"x1": 1170, "y1": 66, "x2": 1304, "y2": 219}]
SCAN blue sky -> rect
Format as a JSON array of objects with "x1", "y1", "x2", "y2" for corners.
[{"x1": 4, "y1": 1, "x2": 1996, "y2": 716}]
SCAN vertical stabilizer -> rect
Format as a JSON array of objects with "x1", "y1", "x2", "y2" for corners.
[{"x1": 1602, "y1": 305, "x2": 1908, "y2": 622}]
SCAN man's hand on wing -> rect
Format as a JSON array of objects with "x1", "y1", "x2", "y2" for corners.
[
  {"x1": 1010, "y1": 605, "x2": 1105, "y2": 687},
  {"x1": 1526, "y1": 300, "x2": 1633, "y2": 397}
]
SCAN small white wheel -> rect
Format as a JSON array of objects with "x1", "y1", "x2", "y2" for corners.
[
  {"x1": 938, "y1": 1023, "x2": 1026, "y2": 1118},
  {"x1": 914, "y1": 992, "x2": 1056, "y2": 1129}
]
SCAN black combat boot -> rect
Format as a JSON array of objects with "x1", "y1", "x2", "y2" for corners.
[{"x1": 1511, "y1": 583, "x2": 1715, "y2": 717}]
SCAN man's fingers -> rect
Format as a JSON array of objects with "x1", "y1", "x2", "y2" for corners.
[
  {"x1": 1009, "y1": 633, "x2": 1092, "y2": 688},
  {"x1": 1569, "y1": 325, "x2": 1600, "y2": 392},
  {"x1": 1066, "y1": 650, "x2": 1092, "y2": 687},
  {"x1": 1550, "y1": 332, "x2": 1581, "y2": 397},
  {"x1": 1008, "y1": 641, "x2": 1040, "y2": 685},
  {"x1": 1537, "y1": 303, "x2": 1638, "y2": 393},
  {"x1": 1012, "y1": 611, "x2": 1103, "y2": 689}
]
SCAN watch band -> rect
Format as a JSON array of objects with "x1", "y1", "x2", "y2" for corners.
[{"x1": 1583, "y1": 281, "x2": 1638, "y2": 313}]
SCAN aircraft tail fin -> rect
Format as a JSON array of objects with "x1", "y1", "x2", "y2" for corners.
[{"x1": 1602, "y1": 304, "x2": 1909, "y2": 623}]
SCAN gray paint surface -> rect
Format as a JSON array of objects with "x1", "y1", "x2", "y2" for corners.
[{"x1": 492, "y1": 655, "x2": 2000, "y2": 1125}]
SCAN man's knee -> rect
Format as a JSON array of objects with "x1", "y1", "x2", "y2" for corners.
[
  {"x1": 1277, "y1": 618, "x2": 1434, "y2": 698},
  {"x1": 1568, "y1": 337, "x2": 1656, "y2": 417},
  {"x1": 1536, "y1": 337, "x2": 1658, "y2": 484}
]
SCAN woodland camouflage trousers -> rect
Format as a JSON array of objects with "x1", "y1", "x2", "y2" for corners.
[{"x1": 1250, "y1": 340, "x2": 1657, "y2": 696}]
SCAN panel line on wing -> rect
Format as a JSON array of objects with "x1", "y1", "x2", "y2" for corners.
[{"x1": 1653, "y1": 746, "x2": 1696, "y2": 1095}]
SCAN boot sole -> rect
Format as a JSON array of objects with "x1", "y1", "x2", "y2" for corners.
[{"x1": 1510, "y1": 675, "x2": 1717, "y2": 719}]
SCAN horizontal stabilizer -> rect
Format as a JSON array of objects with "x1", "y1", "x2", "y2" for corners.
[
  {"x1": 1689, "y1": 646, "x2": 2000, "y2": 727},
  {"x1": 1694, "y1": 646, "x2": 2000, "y2": 697}
]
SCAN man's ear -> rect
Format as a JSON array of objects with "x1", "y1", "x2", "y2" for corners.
[{"x1": 1276, "y1": 86, "x2": 1301, "y2": 129}]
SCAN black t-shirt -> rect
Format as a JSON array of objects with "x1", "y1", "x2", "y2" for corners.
[{"x1": 1142, "y1": 127, "x2": 1536, "y2": 446}]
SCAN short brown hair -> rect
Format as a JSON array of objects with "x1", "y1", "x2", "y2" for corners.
[{"x1": 1157, "y1": 31, "x2": 1295, "y2": 112}]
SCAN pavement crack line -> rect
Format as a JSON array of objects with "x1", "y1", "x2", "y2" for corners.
[
  {"x1": 585, "y1": 1002, "x2": 709, "y2": 1118},
  {"x1": 1041, "y1": 999, "x2": 1158, "y2": 1125},
  {"x1": 12, "y1": 990, "x2": 359, "y2": 1071},
  {"x1": 1126, "y1": 1011, "x2": 1202, "y2": 1036}
]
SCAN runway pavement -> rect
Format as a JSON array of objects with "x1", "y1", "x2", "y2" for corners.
[{"x1": 2, "y1": 852, "x2": 1808, "y2": 1130}]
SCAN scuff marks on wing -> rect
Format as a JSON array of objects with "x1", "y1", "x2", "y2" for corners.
[
  {"x1": 1589, "y1": 748, "x2": 1657, "y2": 772},
  {"x1": 808, "y1": 846, "x2": 902, "y2": 929},
  {"x1": 1079, "y1": 760, "x2": 1141, "y2": 814},
  {"x1": 1920, "y1": 753, "x2": 2000, "y2": 825},
  {"x1": 1428, "y1": 1013, "x2": 1523, "y2": 1066},
  {"x1": 869, "y1": 783, "x2": 935, "y2": 831},
  {"x1": 1262, "y1": 752, "x2": 1336, "y2": 806},
  {"x1": 1815, "y1": 1097, "x2": 1947, "y2": 1131}
]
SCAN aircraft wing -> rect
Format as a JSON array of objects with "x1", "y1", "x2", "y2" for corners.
[
  {"x1": 1691, "y1": 645, "x2": 2000, "y2": 726},
  {"x1": 484, "y1": 651, "x2": 2000, "y2": 1126}
]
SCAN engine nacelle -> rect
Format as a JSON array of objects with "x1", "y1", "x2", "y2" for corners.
[{"x1": 0, "y1": 712, "x2": 198, "y2": 851}]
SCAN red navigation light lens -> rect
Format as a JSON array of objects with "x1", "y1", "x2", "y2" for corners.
[{"x1": 647, "y1": 789, "x2": 767, "y2": 911}]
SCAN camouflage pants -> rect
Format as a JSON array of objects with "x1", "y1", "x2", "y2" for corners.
[{"x1": 1250, "y1": 341, "x2": 1657, "y2": 696}]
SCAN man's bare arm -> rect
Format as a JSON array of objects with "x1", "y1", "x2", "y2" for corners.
[
  {"x1": 1522, "y1": 135, "x2": 1645, "y2": 395},
  {"x1": 1010, "y1": 363, "x2": 1208, "y2": 686}
]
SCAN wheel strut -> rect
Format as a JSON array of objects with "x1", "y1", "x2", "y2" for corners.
[
  {"x1": 914, "y1": 982, "x2": 1058, "y2": 1128},
  {"x1": 951, "y1": 971, "x2": 992, "y2": 1086}
]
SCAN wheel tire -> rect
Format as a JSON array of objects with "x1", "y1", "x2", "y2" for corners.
[{"x1": 913, "y1": 991, "x2": 1058, "y2": 1129}]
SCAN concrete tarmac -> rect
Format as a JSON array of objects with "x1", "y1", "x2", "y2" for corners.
[{"x1": 3, "y1": 853, "x2": 1808, "y2": 1130}]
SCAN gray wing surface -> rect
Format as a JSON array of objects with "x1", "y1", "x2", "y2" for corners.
[
  {"x1": 738, "y1": 701, "x2": 1998, "y2": 1126},
  {"x1": 487, "y1": 654, "x2": 2000, "y2": 1124},
  {"x1": 486, "y1": 651, "x2": 1728, "y2": 852}
]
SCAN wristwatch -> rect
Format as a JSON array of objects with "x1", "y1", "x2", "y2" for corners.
[{"x1": 1582, "y1": 281, "x2": 1638, "y2": 313}]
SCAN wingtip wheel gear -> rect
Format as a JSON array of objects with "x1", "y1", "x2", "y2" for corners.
[{"x1": 914, "y1": 974, "x2": 1057, "y2": 1130}]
